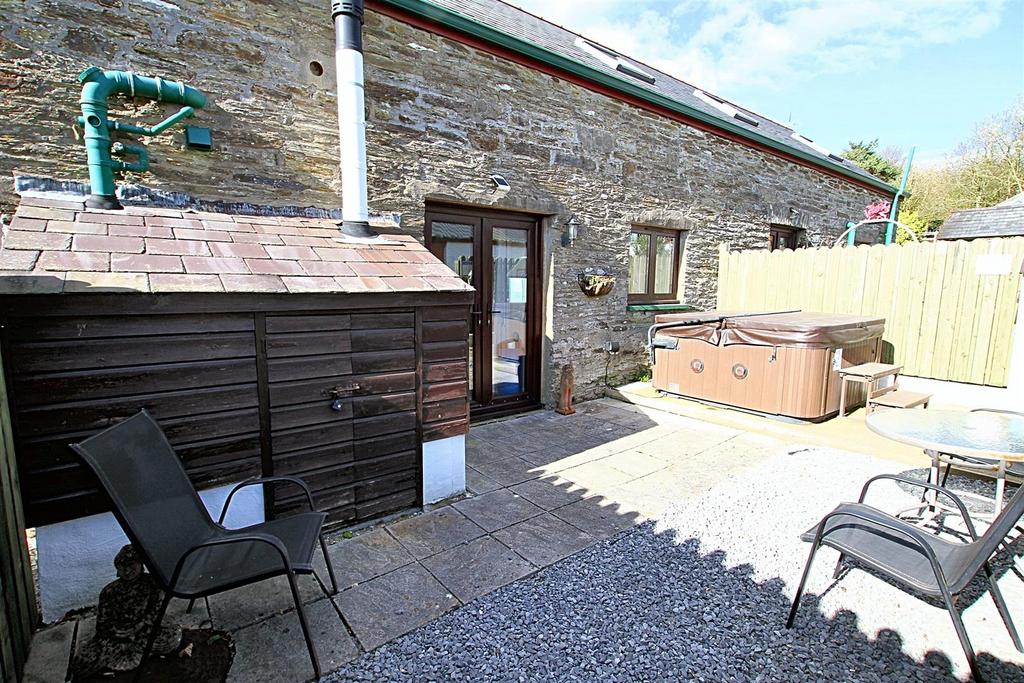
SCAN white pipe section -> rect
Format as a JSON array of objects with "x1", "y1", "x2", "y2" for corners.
[{"x1": 335, "y1": 45, "x2": 368, "y2": 223}]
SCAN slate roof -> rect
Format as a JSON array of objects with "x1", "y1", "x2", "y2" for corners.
[
  {"x1": 408, "y1": 0, "x2": 889, "y2": 189},
  {"x1": 0, "y1": 197, "x2": 473, "y2": 295},
  {"x1": 937, "y1": 196, "x2": 1024, "y2": 240}
]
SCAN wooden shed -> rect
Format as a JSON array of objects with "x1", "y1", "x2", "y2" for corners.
[{"x1": 0, "y1": 197, "x2": 473, "y2": 530}]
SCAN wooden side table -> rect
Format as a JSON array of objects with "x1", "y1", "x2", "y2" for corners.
[{"x1": 837, "y1": 362, "x2": 901, "y2": 417}]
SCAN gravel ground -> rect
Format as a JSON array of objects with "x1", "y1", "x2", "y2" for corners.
[{"x1": 328, "y1": 447, "x2": 1024, "y2": 682}]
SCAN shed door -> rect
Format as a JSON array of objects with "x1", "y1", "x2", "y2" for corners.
[{"x1": 263, "y1": 311, "x2": 418, "y2": 525}]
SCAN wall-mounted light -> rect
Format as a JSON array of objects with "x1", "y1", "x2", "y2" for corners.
[
  {"x1": 562, "y1": 215, "x2": 580, "y2": 247},
  {"x1": 490, "y1": 174, "x2": 511, "y2": 193}
]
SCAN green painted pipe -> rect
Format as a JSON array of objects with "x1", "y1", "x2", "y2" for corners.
[
  {"x1": 77, "y1": 66, "x2": 207, "y2": 209},
  {"x1": 110, "y1": 143, "x2": 149, "y2": 173},
  {"x1": 885, "y1": 146, "x2": 915, "y2": 245}
]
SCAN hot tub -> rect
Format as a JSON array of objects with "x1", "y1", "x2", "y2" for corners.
[{"x1": 649, "y1": 311, "x2": 885, "y2": 421}]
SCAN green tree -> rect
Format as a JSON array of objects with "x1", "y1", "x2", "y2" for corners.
[
  {"x1": 901, "y1": 98, "x2": 1024, "y2": 226},
  {"x1": 842, "y1": 139, "x2": 903, "y2": 184}
]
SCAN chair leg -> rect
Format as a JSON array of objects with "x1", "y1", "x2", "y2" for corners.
[
  {"x1": 938, "y1": 582, "x2": 981, "y2": 682},
  {"x1": 985, "y1": 562, "x2": 1023, "y2": 653},
  {"x1": 787, "y1": 540, "x2": 822, "y2": 628},
  {"x1": 319, "y1": 534, "x2": 339, "y2": 595},
  {"x1": 831, "y1": 553, "x2": 846, "y2": 580},
  {"x1": 133, "y1": 591, "x2": 173, "y2": 683},
  {"x1": 286, "y1": 569, "x2": 322, "y2": 680},
  {"x1": 186, "y1": 598, "x2": 196, "y2": 614}
]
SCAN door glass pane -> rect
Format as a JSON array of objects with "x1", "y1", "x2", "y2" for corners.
[
  {"x1": 628, "y1": 232, "x2": 649, "y2": 294},
  {"x1": 491, "y1": 227, "x2": 529, "y2": 397},
  {"x1": 432, "y1": 221, "x2": 475, "y2": 399},
  {"x1": 654, "y1": 234, "x2": 676, "y2": 293}
]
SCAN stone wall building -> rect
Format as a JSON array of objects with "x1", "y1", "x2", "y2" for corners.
[{"x1": 0, "y1": 0, "x2": 896, "y2": 411}]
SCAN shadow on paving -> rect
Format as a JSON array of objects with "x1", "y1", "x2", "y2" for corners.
[{"x1": 327, "y1": 520, "x2": 1024, "y2": 682}]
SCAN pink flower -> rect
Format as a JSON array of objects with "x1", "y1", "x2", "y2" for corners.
[{"x1": 864, "y1": 200, "x2": 891, "y2": 220}]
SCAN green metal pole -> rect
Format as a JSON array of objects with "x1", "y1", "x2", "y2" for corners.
[
  {"x1": 846, "y1": 221, "x2": 856, "y2": 246},
  {"x1": 885, "y1": 146, "x2": 915, "y2": 244}
]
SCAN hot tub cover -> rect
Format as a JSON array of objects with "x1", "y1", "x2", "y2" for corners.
[{"x1": 654, "y1": 310, "x2": 885, "y2": 348}]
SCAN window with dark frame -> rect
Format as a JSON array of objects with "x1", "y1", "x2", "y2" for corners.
[
  {"x1": 769, "y1": 225, "x2": 803, "y2": 251},
  {"x1": 627, "y1": 226, "x2": 683, "y2": 303}
]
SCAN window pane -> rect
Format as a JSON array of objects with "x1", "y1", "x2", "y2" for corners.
[
  {"x1": 492, "y1": 227, "x2": 529, "y2": 397},
  {"x1": 628, "y1": 232, "x2": 650, "y2": 294},
  {"x1": 654, "y1": 235, "x2": 676, "y2": 293}
]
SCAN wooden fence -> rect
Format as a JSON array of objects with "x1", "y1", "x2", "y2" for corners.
[
  {"x1": 0, "y1": 353, "x2": 35, "y2": 683},
  {"x1": 716, "y1": 237, "x2": 1024, "y2": 387}
]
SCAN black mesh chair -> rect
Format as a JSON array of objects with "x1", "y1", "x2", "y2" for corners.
[
  {"x1": 787, "y1": 474, "x2": 1023, "y2": 681},
  {"x1": 71, "y1": 410, "x2": 339, "y2": 681}
]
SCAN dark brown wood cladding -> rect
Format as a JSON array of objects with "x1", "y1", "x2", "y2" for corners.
[
  {"x1": 0, "y1": 293, "x2": 473, "y2": 529},
  {"x1": 420, "y1": 306, "x2": 472, "y2": 443},
  {"x1": 265, "y1": 311, "x2": 420, "y2": 526},
  {"x1": 4, "y1": 313, "x2": 262, "y2": 526}
]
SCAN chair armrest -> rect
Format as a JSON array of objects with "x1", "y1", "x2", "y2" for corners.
[
  {"x1": 168, "y1": 532, "x2": 292, "y2": 594},
  {"x1": 218, "y1": 476, "x2": 316, "y2": 525},
  {"x1": 810, "y1": 504, "x2": 951, "y2": 589},
  {"x1": 857, "y1": 474, "x2": 978, "y2": 540}
]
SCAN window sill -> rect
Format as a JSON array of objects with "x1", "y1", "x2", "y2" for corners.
[{"x1": 626, "y1": 303, "x2": 694, "y2": 312}]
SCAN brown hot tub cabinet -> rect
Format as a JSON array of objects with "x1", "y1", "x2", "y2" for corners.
[{"x1": 650, "y1": 311, "x2": 885, "y2": 421}]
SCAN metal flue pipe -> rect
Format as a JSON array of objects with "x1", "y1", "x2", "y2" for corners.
[{"x1": 332, "y1": 0, "x2": 377, "y2": 238}]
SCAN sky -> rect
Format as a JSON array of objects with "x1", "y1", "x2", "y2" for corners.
[{"x1": 509, "y1": 0, "x2": 1024, "y2": 168}]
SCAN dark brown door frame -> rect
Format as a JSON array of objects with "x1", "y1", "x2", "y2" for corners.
[{"x1": 424, "y1": 203, "x2": 543, "y2": 418}]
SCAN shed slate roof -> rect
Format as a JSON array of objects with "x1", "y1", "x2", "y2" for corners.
[
  {"x1": 937, "y1": 196, "x2": 1024, "y2": 240},
  {"x1": 0, "y1": 197, "x2": 473, "y2": 295},
  {"x1": 388, "y1": 0, "x2": 892, "y2": 191}
]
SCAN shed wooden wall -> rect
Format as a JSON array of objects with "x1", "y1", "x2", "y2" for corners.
[
  {"x1": 0, "y1": 293, "x2": 471, "y2": 528},
  {"x1": 0, "y1": 353, "x2": 35, "y2": 683}
]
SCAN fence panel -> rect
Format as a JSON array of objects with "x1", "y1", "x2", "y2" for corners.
[
  {"x1": 716, "y1": 237, "x2": 1024, "y2": 387},
  {"x1": 0, "y1": 351, "x2": 34, "y2": 683}
]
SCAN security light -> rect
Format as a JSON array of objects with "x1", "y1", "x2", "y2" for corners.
[{"x1": 490, "y1": 174, "x2": 511, "y2": 192}]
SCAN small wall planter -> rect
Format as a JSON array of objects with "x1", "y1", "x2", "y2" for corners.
[{"x1": 577, "y1": 267, "x2": 616, "y2": 297}]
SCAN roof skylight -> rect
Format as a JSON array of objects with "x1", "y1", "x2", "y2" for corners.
[
  {"x1": 693, "y1": 89, "x2": 760, "y2": 127},
  {"x1": 790, "y1": 132, "x2": 842, "y2": 161},
  {"x1": 574, "y1": 36, "x2": 655, "y2": 84}
]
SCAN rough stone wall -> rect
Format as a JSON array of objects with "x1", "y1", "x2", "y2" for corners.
[{"x1": 0, "y1": 1, "x2": 889, "y2": 403}]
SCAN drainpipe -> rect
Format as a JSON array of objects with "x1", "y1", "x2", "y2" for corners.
[
  {"x1": 885, "y1": 146, "x2": 915, "y2": 245},
  {"x1": 332, "y1": 0, "x2": 377, "y2": 239},
  {"x1": 77, "y1": 67, "x2": 206, "y2": 210}
]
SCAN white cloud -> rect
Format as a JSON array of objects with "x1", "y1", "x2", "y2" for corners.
[{"x1": 508, "y1": 0, "x2": 1006, "y2": 93}]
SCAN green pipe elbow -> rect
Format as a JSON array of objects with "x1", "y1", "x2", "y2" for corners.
[
  {"x1": 76, "y1": 66, "x2": 206, "y2": 209},
  {"x1": 111, "y1": 142, "x2": 149, "y2": 173}
]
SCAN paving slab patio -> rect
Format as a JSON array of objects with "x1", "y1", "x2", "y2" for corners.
[
  {"x1": 313, "y1": 527, "x2": 414, "y2": 591},
  {"x1": 420, "y1": 535, "x2": 534, "y2": 602},
  {"x1": 332, "y1": 563, "x2": 460, "y2": 651},
  {"x1": 210, "y1": 573, "x2": 324, "y2": 631},
  {"x1": 227, "y1": 600, "x2": 358, "y2": 683},
  {"x1": 492, "y1": 513, "x2": 595, "y2": 567},
  {"x1": 30, "y1": 395, "x2": 912, "y2": 682},
  {"x1": 384, "y1": 505, "x2": 485, "y2": 560},
  {"x1": 452, "y1": 487, "x2": 544, "y2": 532}
]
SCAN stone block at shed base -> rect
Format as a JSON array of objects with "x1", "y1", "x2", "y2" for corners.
[{"x1": 422, "y1": 434, "x2": 466, "y2": 504}]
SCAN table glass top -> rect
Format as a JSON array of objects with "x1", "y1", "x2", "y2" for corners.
[{"x1": 866, "y1": 409, "x2": 1024, "y2": 460}]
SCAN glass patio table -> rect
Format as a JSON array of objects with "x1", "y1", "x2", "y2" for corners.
[{"x1": 866, "y1": 408, "x2": 1024, "y2": 519}]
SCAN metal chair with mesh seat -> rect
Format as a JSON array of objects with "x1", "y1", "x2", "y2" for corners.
[
  {"x1": 787, "y1": 474, "x2": 1024, "y2": 681},
  {"x1": 71, "y1": 410, "x2": 339, "y2": 682},
  {"x1": 931, "y1": 409, "x2": 1024, "y2": 517}
]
